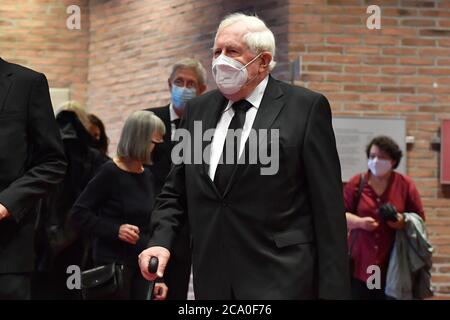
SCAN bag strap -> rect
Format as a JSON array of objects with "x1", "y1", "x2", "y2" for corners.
[
  {"x1": 348, "y1": 173, "x2": 365, "y2": 255},
  {"x1": 353, "y1": 173, "x2": 365, "y2": 215}
]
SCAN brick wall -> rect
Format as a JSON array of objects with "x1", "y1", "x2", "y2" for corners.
[
  {"x1": 0, "y1": 0, "x2": 90, "y2": 106},
  {"x1": 289, "y1": 0, "x2": 450, "y2": 297},
  {"x1": 87, "y1": 0, "x2": 289, "y2": 149}
]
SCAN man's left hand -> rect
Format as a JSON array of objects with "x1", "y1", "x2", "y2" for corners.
[
  {"x1": 0, "y1": 203, "x2": 10, "y2": 221},
  {"x1": 387, "y1": 213, "x2": 406, "y2": 230}
]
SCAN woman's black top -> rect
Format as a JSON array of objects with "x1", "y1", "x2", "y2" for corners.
[{"x1": 71, "y1": 161, "x2": 154, "y2": 267}]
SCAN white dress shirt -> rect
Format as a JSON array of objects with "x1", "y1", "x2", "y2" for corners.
[
  {"x1": 208, "y1": 75, "x2": 269, "y2": 181},
  {"x1": 169, "y1": 103, "x2": 180, "y2": 141}
]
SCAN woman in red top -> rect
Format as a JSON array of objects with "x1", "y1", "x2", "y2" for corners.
[{"x1": 345, "y1": 136, "x2": 425, "y2": 300}]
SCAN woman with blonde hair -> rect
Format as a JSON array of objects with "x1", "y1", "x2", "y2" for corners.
[
  {"x1": 56, "y1": 100, "x2": 91, "y2": 130},
  {"x1": 33, "y1": 100, "x2": 108, "y2": 300}
]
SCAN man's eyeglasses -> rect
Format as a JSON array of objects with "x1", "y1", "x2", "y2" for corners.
[{"x1": 173, "y1": 78, "x2": 197, "y2": 89}]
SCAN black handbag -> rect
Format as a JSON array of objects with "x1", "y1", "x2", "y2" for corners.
[
  {"x1": 348, "y1": 173, "x2": 365, "y2": 276},
  {"x1": 81, "y1": 262, "x2": 125, "y2": 300}
]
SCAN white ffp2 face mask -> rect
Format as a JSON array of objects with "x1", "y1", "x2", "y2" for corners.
[
  {"x1": 368, "y1": 157, "x2": 392, "y2": 177},
  {"x1": 211, "y1": 53, "x2": 262, "y2": 95}
]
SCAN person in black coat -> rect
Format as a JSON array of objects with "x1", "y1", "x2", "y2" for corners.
[
  {"x1": 145, "y1": 58, "x2": 206, "y2": 300},
  {"x1": 139, "y1": 14, "x2": 350, "y2": 299},
  {"x1": 71, "y1": 111, "x2": 168, "y2": 300},
  {"x1": 0, "y1": 57, "x2": 67, "y2": 299},
  {"x1": 32, "y1": 102, "x2": 108, "y2": 300}
]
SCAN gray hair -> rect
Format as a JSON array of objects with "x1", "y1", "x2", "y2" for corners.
[
  {"x1": 216, "y1": 13, "x2": 277, "y2": 71},
  {"x1": 117, "y1": 110, "x2": 166, "y2": 163},
  {"x1": 169, "y1": 58, "x2": 207, "y2": 86}
]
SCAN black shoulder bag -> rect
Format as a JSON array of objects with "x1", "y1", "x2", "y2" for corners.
[
  {"x1": 80, "y1": 262, "x2": 124, "y2": 300},
  {"x1": 348, "y1": 173, "x2": 365, "y2": 277}
]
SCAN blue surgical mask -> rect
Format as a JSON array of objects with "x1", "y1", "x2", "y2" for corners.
[{"x1": 171, "y1": 85, "x2": 197, "y2": 113}]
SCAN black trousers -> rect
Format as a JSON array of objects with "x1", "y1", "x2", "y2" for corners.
[
  {"x1": 164, "y1": 257, "x2": 191, "y2": 300},
  {"x1": 164, "y1": 224, "x2": 191, "y2": 300},
  {"x1": 121, "y1": 265, "x2": 152, "y2": 300},
  {"x1": 0, "y1": 273, "x2": 31, "y2": 300}
]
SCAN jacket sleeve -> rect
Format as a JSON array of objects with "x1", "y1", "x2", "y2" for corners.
[
  {"x1": 303, "y1": 94, "x2": 351, "y2": 299},
  {"x1": 0, "y1": 73, "x2": 67, "y2": 223},
  {"x1": 70, "y1": 165, "x2": 119, "y2": 241},
  {"x1": 147, "y1": 105, "x2": 189, "y2": 252}
]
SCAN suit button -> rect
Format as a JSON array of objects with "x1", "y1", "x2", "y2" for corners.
[{"x1": 222, "y1": 202, "x2": 228, "y2": 207}]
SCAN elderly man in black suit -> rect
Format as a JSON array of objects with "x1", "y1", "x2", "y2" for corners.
[
  {"x1": 0, "y1": 58, "x2": 67, "y2": 299},
  {"x1": 139, "y1": 13, "x2": 350, "y2": 299}
]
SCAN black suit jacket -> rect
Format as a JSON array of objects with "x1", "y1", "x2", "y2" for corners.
[
  {"x1": 149, "y1": 76, "x2": 350, "y2": 299},
  {"x1": 0, "y1": 58, "x2": 67, "y2": 273},
  {"x1": 146, "y1": 105, "x2": 173, "y2": 195}
]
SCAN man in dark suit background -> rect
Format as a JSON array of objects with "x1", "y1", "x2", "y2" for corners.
[
  {"x1": 139, "y1": 13, "x2": 350, "y2": 299},
  {"x1": 0, "y1": 58, "x2": 67, "y2": 299},
  {"x1": 145, "y1": 58, "x2": 206, "y2": 300}
]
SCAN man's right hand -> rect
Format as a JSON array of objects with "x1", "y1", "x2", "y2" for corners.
[
  {"x1": 357, "y1": 217, "x2": 379, "y2": 231},
  {"x1": 138, "y1": 246, "x2": 170, "y2": 281}
]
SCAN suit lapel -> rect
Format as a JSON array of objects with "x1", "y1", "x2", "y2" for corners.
[
  {"x1": 222, "y1": 76, "x2": 285, "y2": 197},
  {"x1": 0, "y1": 58, "x2": 13, "y2": 113},
  {"x1": 249, "y1": 76, "x2": 285, "y2": 137}
]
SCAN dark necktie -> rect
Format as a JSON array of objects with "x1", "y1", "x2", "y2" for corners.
[
  {"x1": 172, "y1": 118, "x2": 181, "y2": 129},
  {"x1": 214, "y1": 99, "x2": 252, "y2": 194}
]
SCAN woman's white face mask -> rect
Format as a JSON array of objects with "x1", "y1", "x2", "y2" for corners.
[
  {"x1": 368, "y1": 157, "x2": 392, "y2": 177},
  {"x1": 211, "y1": 53, "x2": 262, "y2": 95}
]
